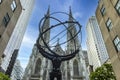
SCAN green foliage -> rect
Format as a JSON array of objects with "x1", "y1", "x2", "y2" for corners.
[
  {"x1": 90, "y1": 64, "x2": 116, "y2": 80},
  {"x1": 0, "y1": 72, "x2": 10, "y2": 80}
]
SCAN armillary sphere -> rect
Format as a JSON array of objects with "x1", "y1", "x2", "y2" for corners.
[{"x1": 37, "y1": 12, "x2": 82, "y2": 56}]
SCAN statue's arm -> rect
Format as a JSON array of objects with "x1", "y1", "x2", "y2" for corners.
[
  {"x1": 36, "y1": 40, "x2": 53, "y2": 60},
  {"x1": 61, "y1": 49, "x2": 79, "y2": 61}
]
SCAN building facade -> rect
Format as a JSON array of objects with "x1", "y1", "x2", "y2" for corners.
[
  {"x1": 11, "y1": 59, "x2": 23, "y2": 80},
  {"x1": 86, "y1": 16, "x2": 101, "y2": 71},
  {"x1": 86, "y1": 16, "x2": 109, "y2": 71},
  {"x1": 96, "y1": 0, "x2": 120, "y2": 79},
  {"x1": 1, "y1": 0, "x2": 35, "y2": 72},
  {"x1": 0, "y1": 0, "x2": 22, "y2": 68},
  {"x1": 23, "y1": 8, "x2": 89, "y2": 80}
]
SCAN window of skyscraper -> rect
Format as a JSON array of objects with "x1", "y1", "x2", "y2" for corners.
[
  {"x1": 10, "y1": 0, "x2": 17, "y2": 11},
  {"x1": 3, "y1": 13, "x2": 10, "y2": 27},
  {"x1": 114, "y1": 36, "x2": 120, "y2": 52},
  {"x1": 106, "y1": 18, "x2": 113, "y2": 31},
  {"x1": 115, "y1": 0, "x2": 120, "y2": 15},
  {"x1": 100, "y1": 5, "x2": 106, "y2": 16}
]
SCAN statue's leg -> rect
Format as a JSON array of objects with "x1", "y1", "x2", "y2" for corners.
[
  {"x1": 57, "y1": 72, "x2": 61, "y2": 80},
  {"x1": 50, "y1": 72, "x2": 54, "y2": 80}
]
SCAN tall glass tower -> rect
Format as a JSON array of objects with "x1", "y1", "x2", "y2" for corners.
[
  {"x1": 86, "y1": 16, "x2": 109, "y2": 71},
  {"x1": 1, "y1": 0, "x2": 35, "y2": 72}
]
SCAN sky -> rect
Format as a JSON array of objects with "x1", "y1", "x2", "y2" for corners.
[{"x1": 18, "y1": 0, "x2": 98, "y2": 70}]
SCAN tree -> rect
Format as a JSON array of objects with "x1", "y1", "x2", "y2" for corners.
[
  {"x1": 90, "y1": 64, "x2": 116, "y2": 80},
  {"x1": 0, "y1": 72, "x2": 10, "y2": 80}
]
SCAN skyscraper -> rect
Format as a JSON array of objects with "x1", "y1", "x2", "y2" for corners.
[
  {"x1": 1, "y1": 0, "x2": 35, "y2": 72},
  {"x1": 96, "y1": 0, "x2": 120, "y2": 79},
  {"x1": 0, "y1": 0, "x2": 22, "y2": 72},
  {"x1": 86, "y1": 16, "x2": 109, "y2": 71},
  {"x1": 11, "y1": 59, "x2": 23, "y2": 80},
  {"x1": 23, "y1": 8, "x2": 89, "y2": 80}
]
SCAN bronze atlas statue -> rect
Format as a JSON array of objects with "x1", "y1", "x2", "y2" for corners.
[{"x1": 36, "y1": 10, "x2": 81, "y2": 80}]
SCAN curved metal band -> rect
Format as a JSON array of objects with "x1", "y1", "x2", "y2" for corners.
[{"x1": 37, "y1": 11, "x2": 81, "y2": 57}]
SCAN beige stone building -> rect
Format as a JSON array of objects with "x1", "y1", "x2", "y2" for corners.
[
  {"x1": 0, "y1": 0, "x2": 22, "y2": 65},
  {"x1": 96, "y1": 0, "x2": 120, "y2": 79}
]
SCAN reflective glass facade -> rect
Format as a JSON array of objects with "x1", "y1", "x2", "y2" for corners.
[{"x1": 86, "y1": 16, "x2": 109, "y2": 70}]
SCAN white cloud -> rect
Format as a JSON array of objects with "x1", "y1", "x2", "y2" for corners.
[
  {"x1": 21, "y1": 61, "x2": 28, "y2": 71},
  {"x1": 60, "y1": 0, "x2": 74, "y2": 12},
  {"x1": 18, "y1": 57, "x2": 30, "y2": 70},
  {"x1": 23, "y1": 35, "x2": 34, "y2": 45},
  {"x1": 18, "y1": 25, "x2": 38, "y2": 70},
  {"x1": 18, "y1": 57, "x2": 29, "y2": 61},
  {"x1": 22, "y1": 33, "x2": 36, "y2": 48},
  {"x1": 73, "y1": 12, "x2": 83, "y2": 19},
  {"x1": 57, "y1": 0, "x2": 83, "y2": 20}
]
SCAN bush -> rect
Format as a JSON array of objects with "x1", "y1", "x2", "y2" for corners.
[
  {"x1": 0, "y1": 72, "x2": 10, "y2": 80},
  {"x1": 90, "y1": 64, "x2": 116, "y2": 80}
]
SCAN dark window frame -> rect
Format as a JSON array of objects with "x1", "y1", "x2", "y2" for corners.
[
  {"x1": 105, "y1": 18, "x2": 112, "y2": 31},
  {"x1": 100, "y1": 5, "x2": 106, "y2": 16},
  {"x1": 115, "y1": 0, "x2": 120, "y2": 15},
  {"x1": 3, "y1": 13, "x2": 10, "y2": 27},
  {"x1": 113, "y1": 36, "x2": 120, "y2": 52},
  {"x1": 10, "y1": 0, "x2": 17, "y2": 12}
]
